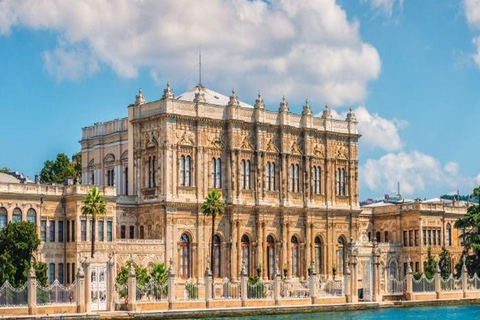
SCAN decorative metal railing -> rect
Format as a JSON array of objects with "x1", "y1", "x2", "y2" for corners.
[
  {"x1": 0, "y1": 281, "x2": 28, "y2": 307},
  {"x1": 36, "y1": 280, "x2": 76, "y2": 305},
  {"x1": 412, "y1": 275, "x2": 435, "y2": 293}
]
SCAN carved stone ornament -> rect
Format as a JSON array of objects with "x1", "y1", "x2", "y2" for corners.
[
  {"x1": 291, "y1": 141, "x2": 302, "y2": 155},
  {"x1": 358, "y1": 230, "x2": 369, "y2": 244},
  {"x1": 207, "y1": 132, "x2": 225, "y2": 149},
  {"x1": 177, "y1": 130, "x2": 195, "y2": 146},
  {"x1": 336, "y1": 145, "x2": 348, "y2": 160},
  {"x1": 266, "y1": 138, "x2": 279, "y2": 153},
  {"x1": 313, "y1": 144, "x2": 324, "y2": 158},
  {"x1": 145, "y1": 131, "x2": 158, "y2": 148},
  {"x1": 240, "y1": 135, "x2": 254, "y2": 150}
]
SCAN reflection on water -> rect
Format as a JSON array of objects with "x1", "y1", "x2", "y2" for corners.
[{"x1": 185, "y1": 305, "x2": 480, "y2": 320}]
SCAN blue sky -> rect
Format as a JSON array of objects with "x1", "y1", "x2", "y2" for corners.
[{"x1": 0, "y1": 0, "x2": 479, "y2": 199}]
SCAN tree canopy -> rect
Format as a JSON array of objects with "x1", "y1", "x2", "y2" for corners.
[
  {"x1": 202, "y1": 189, "x2": 225, "y2": 273},
  {"x1": 116, "y1": 260, "x2": 151, "y2": 286},
  {"x1": 0, "y1": 167, "x2": 10, "y2": 174},
  {"x1": 81, "y1": 186, "x2": 106, "y2": 258},
  {"x1": 40, "y1": 152, "x2": 82, "y2": 184},
  {"x1": 0, "y1": 222, "x2": 45, "y2": 287},
  {"x1": 424, "y1": 246, "x2": 437, "y2": 279},
  {"x1": 438, "y1": 246, "x2": 452, "y2": 279}
]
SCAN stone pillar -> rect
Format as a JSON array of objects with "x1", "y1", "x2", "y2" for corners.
[
  {"x1": 107, "y1": 257, "x2": 115, "y2": 311},
  {"x1": 27, "y1": 265, "x2": 37, "y2": 315},
  {"x1": 344, "y1": 260, "x2": 352, "y2": 303},
  {"x1": 204, "y1": 268, "x2": 213, "y2": 308},
  {"x1": 405, "y1": 259, "x2": 413, "y2": 300},
  {"x1": 168, "y1": 260, "x2": 176, "y2": 310},
  {"x1": 273, "y1": 262, "x2": 281, "y2": 305},
  {"x1": 350, "y1": 254, "x2": 358, "y2": 303},
  {"x1": 372, "y1": 246, "x2": 381, "y2": 302},
  {"x1": 309, "y1": 262, "x2": 317, "y2": 304},
  {"x1": 84, "y1": 263, "x2": 91, "y2": 313},
  {"x1": 240, "y1": 261, "x2": 248, "y2": 306},
  {"x1": 76, "y1": 267, "x2": 86, "y2": 313},
  {"x1": 127, "y1": 264, "x2": 137, "y2": 311},
  {"x1": 434, "y1": 262, "x2": 441, "y2": 299},
  {"x1": 462, "y1": 256, "x2": 468, "y2": 298}
]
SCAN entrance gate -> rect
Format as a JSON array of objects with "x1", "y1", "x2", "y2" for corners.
[{"x1": 90, "y1": 264, "x2": 108, "y2": 311}]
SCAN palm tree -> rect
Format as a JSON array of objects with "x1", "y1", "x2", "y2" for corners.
[
  {"x1": 81, "y1": 186, "x2": 106, "y2": 258},
  {"x1": 150, "y1": 263, "x2": 168, "y2": 285},
  {"x1": 201, "y1": 189, "x2": 225, "y2": 274}
]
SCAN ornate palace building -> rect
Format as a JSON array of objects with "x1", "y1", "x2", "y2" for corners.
[{"x1": 80, "y1": 83, "x2": 366, "y2": 282}]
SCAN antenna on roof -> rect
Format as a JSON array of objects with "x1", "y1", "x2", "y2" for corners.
[
  {"x1": 199, "y1": 44, "x2": 202, "y2": 87},
  {"x1": 397, "y1": 182, "x2": 400, "y2": 197}
]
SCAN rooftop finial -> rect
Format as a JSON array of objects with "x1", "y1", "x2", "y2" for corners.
[
  {"x1": 321, "y1": 103, "x2": 332, "y2": 119},
  {"x1": 193, "y1": 85, "x2": 206, "y2": 103},
  {"x1": 255, "y1": 90, "x2": 265, "y2": 109},
  {"x1": 302, "y1": 98, "x2": 312, "y2": 116},
  {"x1": 162, "y1": 82, "x2": 174, "y2": 100},
  {"x1": 279, "y1": 95, "x2": 289, "y2": 112},
  {"x1": 346, "y1": 106, "x2": 356, "y2": 122},
  {"x1": 135, "y1": 88, "x2": 146, "y2": 105},
  {"x1": 228, "y1": 89, "x2": 239, "y2": 107}
]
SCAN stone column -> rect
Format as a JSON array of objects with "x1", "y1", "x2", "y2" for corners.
[
  {"x1": 27, "y1": 265, "x2": 37, "y2": 315},
  {"x1": 309, "y1": 262, "x2": 317, "y2": 304},
  {"x1": 462, "y1": 257, "x2": 468, "y2": 298},
  {"x1": 344, "y1": 259, "x2": 352, "y2": 303},
  {"x1": 351, "y1": 254, "x2": 358, "y2": 303},
  {"x1": 405, "y1": 258, "x2": 413, "y2": 300},
  {"x1": 107, "y1": 257, "x2": 115, "y2": 311},
  {"x1": 76, "y1": 267, "x2": 86, "y2": 313},
  {"x1": 84, "y1": 263, "x2": 91, "y2": 313},
  {"x1": 372, "y1": 245, "x2": 381, "y2": 302},
  {"x1": 168, "y1": 260, "x2": 176, "y2": 310},
  {"x1": 204, "y1": 268, "x2": 213, "y2": 308},
  {"x1": 274, "y1": 261, "x2": 281, "y2": 305},
  {"x1": 127, "y1": 264, "x2": 137, "y2": 311},
  {"x1": 240, "y1": 262, "x2": 248, "y2": 306},
  {"x1": 305, "y1": 222, "x2": 312, "y2": 280},
  {"x1": 434, "y1": 262, "x2": 441, "y2": 299}
]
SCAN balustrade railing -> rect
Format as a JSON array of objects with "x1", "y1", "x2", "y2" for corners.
[
  {"x1": 0, "y1": 281, "x2": 28, "y2": 307},
  {"x1": 37, "y1": 280, "x2": 76, "y2": 305},
  {"x1": 136, "y1": 279, "x2": 167, "y2": 301},
  {"x1": 412, "y1": 275, "x2": 435, "y2": 293},
  {"x1": 387, "y1": 276, "x2": 404, "y2": 295},
  {"x1": 213, "y1": 278, "x2": 240, "y2": 300}
]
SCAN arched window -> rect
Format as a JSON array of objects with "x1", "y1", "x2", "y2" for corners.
[
  {"x1": 0, "y1": 207, "x2": 7, "y2": 230},
  {"x1": 316, "y1": 167, "x2": 321, "y2": 194},
  {"x1": 291, "y1": 236, "x2": 299, "y2": 277},
  {"x1": 241, "y1": 160, "x2": 246, "y2": 189},
  {"x1": 12, "y1": 208, "x2": 22, "y2": 223},
  {"x1": 180, "y1": 155, "x2": 192, "y2": 187},
  {"x1": 245, "y1": 160, "x2": 250, "y2": 190},
  {"x1": 389, "y1": 261, "x2": 397, "y2": 279},
  {"x1": 213, "y1": 234, "x2": 221, "y2": 277},
  {"x1": 147, "y1": 156, "x2": 156, "y2": 188},
  {"x1": 180, "y1": 155, "x2": 185, "y2": 186},
  {"x1": 311, "y1": 166, "x2": 322, "y2": 195},
  {"x1": 27, "y1": 208, "x2": 36, "y2": 225},
  {"x1": 267, "y1": 235, "x2": 275, "y2": 280},
  {"x1": 446, "y1": 223, "x2": 452, "y2": 246},
  {"x1": 315, "y1": 236, "x2": 322, "y2": 274},
  {"x1": 241, "y1": 235, "x2": 250, "y2": 276},
  {"x1": 294, "y1": 164, "x2": 300, "y2": 192},
  {"x1": 376, "y1": 231, "x2": 381, "y2": 242},
  {"x1": 49, "y1": 263, "x2": 55, "y2": 284},
  {"x1": 179, "y1": 233, "x2": 191, "y2": 278},
  {"x1": 337, "y1": 168, "x2": 347, "y2": 196},
  {"x1": 270, "y1": 162, "x2": 276, "y2": 191},
  {"x1": 337, "y1": 237, "x2": 346, "y2": 274},
  {"x1": 265, "y1": 162, "x2": 271, "y2": 191},
  {"x1": 289, "y1": 165, "x2": 294, "y2": 192},
  {"x1": 212, "y1": 158, "x2": 221, "y2": 188}
]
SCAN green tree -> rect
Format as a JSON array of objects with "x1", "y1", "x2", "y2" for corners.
[
  {"x1": 150, "y1": 263, "x2": 168, "y2": 285},
  {"x1": 0, "y1": 167, "x2": 10, "y2": 173},
  {"x1": 39, "y1": 152, "x2": 82, "y2": 184},
  {"x1": 81, "y1": 186, "x2": 106, "y2": 258},
  {"x1": 201, "y1": 189, "x2": 225, "y2": 273},
  {"x1": 34, "y1": 262, "x2": 48, "y2": 287},
  {"x1": 116, "y1": 260, "x2": 150, "y2": 286},
  {"x1": 424, "y1": 246, "x2": 437, "y2": 279},
  {"x1": 438, "y1": 246, "x2": 452, "y2": 279},
  {"x1": 0, "y1": 222, "x2": 41, "y2": 287}
]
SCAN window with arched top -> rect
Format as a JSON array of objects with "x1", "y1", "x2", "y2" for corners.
[
  {"x1": 311, "y1": 166, "x2": 321, "y2": 195},
  {"x1": 294, "y1": 164, "x2": 300, "y2": 192},
  {"x1": 337, "y1": 237, "x2": 346, "y2": 274},
  {"x1": 336, "y1": 168, "x2": 347, "y2": 196},
  {"x1": 241, "y1": 235, "x2": 250, "y2": 276},
  {"x1": 0, "y1": 207, "x2": 7, "y2": 230},
  {"x1": 291, "y1": 236, "x2": 299, "y2": 277},
  {"x1": 389, "y1": 261, "x2": 397, "y2": 279},
  {"x1": 180, "y1": 155, "x2": 192, "y2": 187},
  {"x1": 49, "y1": 263, "x2": 55, "y2": 284},
  {"x1": 241, "y1": 159, "x2": 250, "y2": 190},
  {"x1": 213, "y1": 234, "x2": 221, "y2": 277},
  {"x1": 12, "y1": 208, "x2": 22, "y2": 223},
  {"x1": 267, "y1": 235, "x2": 275, "y2": 279},
  {"x1": 27, "y1": 208, "x2": 36, "y2": 225},
  {"x1": 376, "y1": 231, "x2": 381, "y2": 242},
  {"x1": 179, "y1": 233, "x2": 191, "y2": 278},
  {"x1": 212, "y1": 158, "x2": 222, "y2": 188},
  {"x1": 147, "y1": 156, "x2": 156, "y2": 188},
  {"x1": 446, "y1": 223, "x2": 452, "y2": 246},
  {"x1": 315, "y1": 236, "x2": 322, "y2": 274}
]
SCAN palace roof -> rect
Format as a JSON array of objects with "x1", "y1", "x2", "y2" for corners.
[{"x1": 176, "y1": 85, "x2": 253, "y2": 109}]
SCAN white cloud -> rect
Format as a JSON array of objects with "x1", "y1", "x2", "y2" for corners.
[
  {"x1": 322, "y1": 106, "x2": 406, "y2": 152},
  {"x1": 361, "y1": 0, "x2": 404, "y2": 18},
  {"x1": 473, "y1": 36, "x2": 480, "y2": 67},
  {"x1": 362, "y1": 151, "x2": 479, "y2": 196},
  {"x1": 0, "y1": 0, "x2": 381, "y2": 105},
  {"x1": 466, "y1": 0, "x2": 480, "y2": 29}
]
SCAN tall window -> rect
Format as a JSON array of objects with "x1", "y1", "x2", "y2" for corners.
[
  {"x1": 106, "y1": 169, "x2": 114, "y2": 186},
  {"x1": 49, "y1": 263, "x2": 55, "y2": 284},
  {"x1": 460, "y1": 228, "x2": 465, "y2": 246},
  {"x1": 58, "y1": 263, "x2": 64, "y2": 284},
  {"x1": 0, "y1": 208, "x2": 7, "y2": 230},
  {"x1": 409, "y1": 230, "x2": 413, "y2": 246},
  {"x1": 265, "y1": 162, "x2": 276, "y2": 191},
  {"x1": 107, "y1": 221, "x2": 113, "y2": 242},
  {"x1": 241, "y1": 235, "x2": 250, "y2": 276},
  {"x1": 41, "y1": 220, "x2": 47, "y2": 241},
  {"x1": 311, "y1": 166, "x2": 321, "y2": 194},
  {"x1": 240, "y1": 160, "x2": 250, "y2": 190},
  {"x1": 179, "y1": 233, "x2": 191, "y2": 278},
  {"x1": 291, "y1": 236, "x2": 299, "y2": 277},
  {"x1": 289, "y1": 164, "x2": 300, "y2": 192},
  {"x1": 337, "y1": 237, "x2": 345, "y2": 274},
  {"x1": 50, "y1": 220, "x2": 56, "y2": 242},
  {"x1": 121, "y1": 225, "x2": 126, "y2": 239},
  {"x1": 267, "y1": 235, "x2": 275, "y2": 280},
  {"x1": 336, "y1": 168, "x2": 347, "y2": 196},
  {"x1": 212, "y1": 158, "x2": 222, "y2": 188},
  {"x1": 384, "y1": 231, "x2": 389, "y2": 243},
  {"x1": 98, "y1": 220, "x2": 104, "y2": 242},
  {"x1": 180, "y1": 155, "x2": 192, "y2": 186},
  {"x1": 148, "y1": 156, "x2": 156, "y2": 188},
  {"x1": 125, "y1": 167, "x2": 129, "y2": 195},
  {"x1": 428, "y1": 230, "x2": 432, "y2": 245},
  {"x1": 58, "y1": 221, "x2": 64, "y2": 243},
  {"x1": 446, "y1": 223, "x2": 452, "y2": 246},
  {"x1": 376, "y1": 231, "x2": 381, "y2": 242},
  {"x1": 71, "y1": 221, "x2": 75, "y2": 241},
  {"x1": 67, "y1": 221, "x2": 70, "y2": 242},
  {"x1": 27, "y1": 208, "x2": 36, "y2": 225},
  {"x1": 415, "y1": 230, "x2": 419, "y2": 246},
  {"x1": 81, "y1": 220, "x2": 87, "y2": 241},
  {"x1": 423, "y1": 229, "x2": 426, "y2": 245},
  {"x1": 294, "y1": 164, "x2": 299, "y2": 192},
  {"x1": 315, "y1": 236, "x2": 322, "y2": 274},
  {"x1": 12, "y1": 208, "x2": 22, "y2": 223},
  {"x1": 129, "y1": 226, "x2": 135, "y2": 239},
  {"x1": 403, "y1": 231, "x2": 407, "y2": 246},
  {"x1": 67, "y1": 263, "x2": 70, "y2": 284},
  {"x1": 213, "y1": 234, "x2": 221, "y2": 277},
  {"x1": 437, "y1": 230, "x2": 441, "y2": 246}
]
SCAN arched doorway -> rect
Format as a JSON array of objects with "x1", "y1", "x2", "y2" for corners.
[
  {"x1": 291, "y1": 236, "x2": 299, "y2": 278},
  {"x1": 213, "y1": 234, "x2": 221, "y2": 278},
  {"x1": 314, "y1": 236, "x2": 322, "y2": 274},
  {"x1": 267, "y1": 235, "x2": 275, "y2": 280},
  {"x1": 179, "y1": 233, "x2": 191, "y2": 279},
  {"x1": 337, "y1": 237, "x2": 346, "y2": 275},
  {"x1": 241, "y1": 235, "x2": 250, "y2": 276}
]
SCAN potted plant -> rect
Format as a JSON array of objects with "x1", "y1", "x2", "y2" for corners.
[{"x1": 256, "y1": 263, "x2": 262, "y2": 277}]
